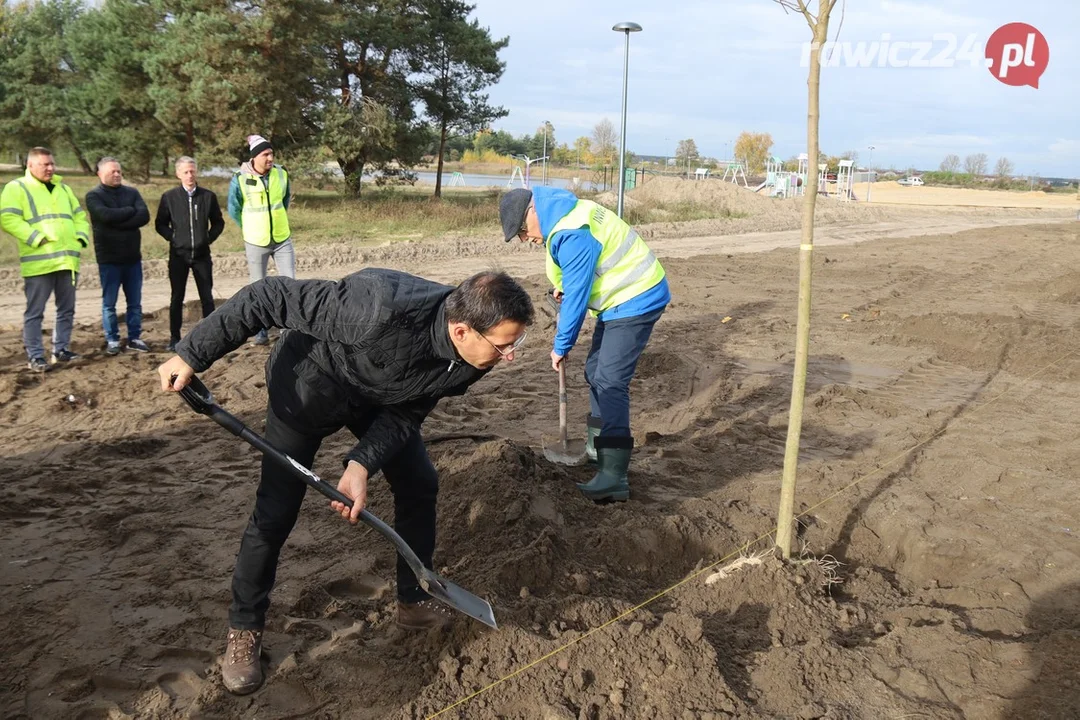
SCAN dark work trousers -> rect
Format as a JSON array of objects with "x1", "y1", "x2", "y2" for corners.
[
  {"x1": 583, "y1": 306, "x2": 665, "y2": 439},
  {"x1": 168, "y1": 253, "x2": 215, "y2": 341},
  {"x1": 229, "y1": 405, "x2": 439, "y2": 630}
]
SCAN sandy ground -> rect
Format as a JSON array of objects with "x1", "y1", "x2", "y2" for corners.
[
  {"x1": 856, "y1": 182, "x2": 1078, "y2": 209},
  {"x1": 2, "y1": 191, "x2": 1080, "y2": 718}
]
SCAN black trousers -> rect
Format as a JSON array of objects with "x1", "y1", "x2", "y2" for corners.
[
  {"x1": 229, "y1": 405, "x2": 439, "y2": 630},
  {"x1": 168, "y1": 254, "x2": 215, "y2": 341}
]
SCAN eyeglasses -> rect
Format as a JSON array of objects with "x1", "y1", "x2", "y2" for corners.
[{"x1": 476, "y1": 329, "x2": 528, "y2": 357}]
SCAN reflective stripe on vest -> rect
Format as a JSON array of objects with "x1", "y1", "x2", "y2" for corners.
[
  {"x1": 237, "y1": 166, "x2": 290, "y2": 246},
  {"x1": 5, "y1": 175, "x2": 85, "y2": 278},
  {"x1": 20, "y1": 248, "x2": 81, "y2": 264},
  {"x1": 545, "y1": 200, "x2": 665, "y2": 314}
]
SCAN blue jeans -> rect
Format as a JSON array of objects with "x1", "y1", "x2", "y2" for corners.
[
  {"x1": 584, "y1": 306, "x2": 665, "y2": 439},
  {"x1": 99, "y1": 262, "x2": 143, "y2": 343}
]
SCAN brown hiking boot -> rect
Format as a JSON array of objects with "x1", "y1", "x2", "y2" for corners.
[
  {"x1": 396, "y1": 599, "x2": 454, "y2": 630},
  {"x1": 222, "y1": 628, "x2": 264, "y2": 695}
]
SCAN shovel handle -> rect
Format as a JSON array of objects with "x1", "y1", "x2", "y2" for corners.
[
  {"x1": 557, "y1": 362, "x2": 568, "y2": 449},
  {"x1": 548, "y1": 290, "x2": 570, "y2": 451},
  {"x1": 177, "y1": 375, "x2": 436, "y2": 589}
]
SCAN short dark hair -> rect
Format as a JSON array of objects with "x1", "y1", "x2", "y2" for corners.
[
  {"x1": 445, "y1": 271, "x2": 534, "y2": 333},
  {"x1": 27, "y1": 147, "x2": 53, "y2": 161}
]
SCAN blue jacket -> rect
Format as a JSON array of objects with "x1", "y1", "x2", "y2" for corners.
[{"x1": 532, "y1": 186, "x2": 670, "y2": 356}]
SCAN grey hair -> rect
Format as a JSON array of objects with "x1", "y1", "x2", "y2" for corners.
[
  {"x1": 175, "y1": 156, "x2": 197, "y2": 170},
  {"x1": 96, "y1": 156, "x2": 121, "y2": 171}
]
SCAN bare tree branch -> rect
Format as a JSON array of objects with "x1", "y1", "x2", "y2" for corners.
[
  {"x1": 834, "y1": 0, "x2": 846, "y2": 36},
  {"x1": 772, "y1": 0, "x2": 815, "y2": 28},
  {"x1": 823, "y1": 0, "x2": 846, "y2": 64}
]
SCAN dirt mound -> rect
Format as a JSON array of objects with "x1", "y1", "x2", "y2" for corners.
[{"x1": 630, "y1": 175, "x2": 776, "y2": 215}]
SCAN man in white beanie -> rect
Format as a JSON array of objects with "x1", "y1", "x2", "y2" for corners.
[{"x1": 227, "y1": 134, "x2": 294, "y2": 346}]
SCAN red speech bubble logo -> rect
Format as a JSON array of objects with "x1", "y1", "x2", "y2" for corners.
[{"x1": 985, "y1": 23, "x2": 1049, "y2": 88}]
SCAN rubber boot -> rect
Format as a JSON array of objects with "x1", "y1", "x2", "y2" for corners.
[
  {"x1": 577, "y1": 436, "x2": 632, "y2": 502},
  {"x1": 585, "y1": 415, "x2": 603, "y2": 464}
]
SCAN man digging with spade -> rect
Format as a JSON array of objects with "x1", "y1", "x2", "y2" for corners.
[
  {"x1": 501, "y1": 187, "x2": 669, "y2": 502},
  {"x1": 157, "y1": 268, "x2": 533, "y2": 695}
]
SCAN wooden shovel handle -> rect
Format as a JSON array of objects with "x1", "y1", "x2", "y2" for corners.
[{"x1": 558, "y1": 362, "x2": 569, "y2": 449}]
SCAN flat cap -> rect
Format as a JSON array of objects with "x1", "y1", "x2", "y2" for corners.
[{"x1": 499, "y1": 188, "x2": 533, "y2": 242}]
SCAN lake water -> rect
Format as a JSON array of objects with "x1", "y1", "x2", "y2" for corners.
[
  {"x1": 414, "y1": 171, "x2": 597, "y2": 191},
  {"x1": 205, "y1": 166, "x2": 599, "y2": 191}
]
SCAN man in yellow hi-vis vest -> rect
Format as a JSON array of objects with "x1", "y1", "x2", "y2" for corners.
[
  {"x1": 500, "y1": 187, "x2": 670, "y2": 502},
  {"x1": 228, "y1": 135, "x2": 293, "y2": 346},
  {"x1": 0, "y1": 147, "x2": 90, "y2": 372}
]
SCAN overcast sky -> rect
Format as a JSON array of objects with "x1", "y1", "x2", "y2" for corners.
[{"x1": 469, "y1": 0, "x2": 1078, "y2": 177}]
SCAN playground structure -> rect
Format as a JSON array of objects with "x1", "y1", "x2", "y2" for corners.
[
  {"x1": 448, "y1": 171, "x2": 465, "y2": 187},
  {"x1": 753, "y1": 154, "x2": 809, "y2": 198},
  {"x1": 720, "y1": 161, "x2": 748, "y2": 187},
  {"x1": 752, "y1": 154, "x2": 858, "y2": 201},
  {"x1": 833, "y1": 159, "x2": 856, "y2": 201},
  {"x1": 508, "y1": 154, "x2": 548, "y2": 188},
  {"x1": 506, "y1": 166, "x2": 525, "y2": 188}
]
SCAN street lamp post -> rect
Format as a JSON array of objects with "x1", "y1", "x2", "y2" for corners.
[
  {"x1": 612, "y1": 21, "x2": 642, "y2": 217},
  {"x1": 542, "y1": 121, "x2": 549, "y2": 186},
  {"x1": 866, "y1": 145, "x2": 875, "y2": 202}
]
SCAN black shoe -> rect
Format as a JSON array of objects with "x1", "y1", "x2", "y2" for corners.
[
  {"x1": 127, "y1": 338, "x2": 151, "y2": 353},
  {"x1": 51, "y1": 349, "x2": 82, "y2": 364},
  {"x1": 28, "y1": 357, "x2": 51, "y2": 373},
  {"x1": 166, "y1": 339, "x2": 179, "y2": 353}
]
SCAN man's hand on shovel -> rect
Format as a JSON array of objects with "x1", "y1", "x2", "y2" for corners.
[
  {"x1": 548, "y1": 288, "x2": 566, "y2": 371},
  {"x1": 331, "y1": 461, "x2": 369, "y2": 524},
  {"x1": 158, "y1": 355, "x2": 195, "y2": 392}
]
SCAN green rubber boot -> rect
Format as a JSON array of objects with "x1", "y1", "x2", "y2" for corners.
[
  {"x1": 577, "y1": 437, "x2": 632, "y2": 502},
  {"x1": 585, "y1": 415, "x2": 603, "y2": 464}
]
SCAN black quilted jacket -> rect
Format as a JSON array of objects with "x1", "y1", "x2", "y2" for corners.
[{"x1": 176, "y1": 269, "x2": 487, "y2": 474}]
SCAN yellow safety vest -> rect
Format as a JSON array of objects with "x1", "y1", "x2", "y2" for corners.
[
  {"x1": 236, "y1": 165, "x2": 290, "y2": 246},
  {"x1": 0, "y1": 171, "x2": 89, "y2": 279},
  {"x1": 545, "y1": 199, "x2": 665, "y2": 314}
]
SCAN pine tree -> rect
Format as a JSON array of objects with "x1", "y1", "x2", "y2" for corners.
[
  {"x1": 0, "y1": 0, "x2": 94, "y2": 171},
  {"x1": 411, "y1": 0, "x2": 507, "y2": 197}
]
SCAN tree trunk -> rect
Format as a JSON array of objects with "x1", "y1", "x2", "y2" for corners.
[
  {"x1": 339, "y1": 157, "x2": 364, "y2": 197},
  {"x1": 162, "y1": 152, "x2": 170, "y2": 176},
  {"x1": 66, "y1": 130, "x2": 92, "y2": 174},
  {"x1": 433, "y1": 118, "x2": 448, "y2": 198},
  {"x1": 183, "y1": 116, "x2": 196, "y2": 156},
  {"x1": 776, "y1": 7, "x2": 832, "y2": 559}
]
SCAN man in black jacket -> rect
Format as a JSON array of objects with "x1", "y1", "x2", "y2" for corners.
[
  {"x1": 85, "y1": 157, "x2": 152, "y2": 354},
  {"x1": 157, "y1": 268, "x2": 533, "y2": 695},
  {"x1": 155, "y1": 156, "x2": 225, "y2": 351}
]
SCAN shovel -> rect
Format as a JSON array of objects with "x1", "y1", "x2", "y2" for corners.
[
  {"x1": 175, "y1": 374, "x2": 497, "y2": 629},
  {"x1": 542, "y1": 290, "x2": 588, "y2": 466}
]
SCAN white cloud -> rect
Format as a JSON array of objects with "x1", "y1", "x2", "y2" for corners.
[
  {"x1": 1048, "y1": 139, "x2": 1080, "y2": 155},
  {"x1": 471, "y1": 0, "x2": 1080, "y2": 175}
]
